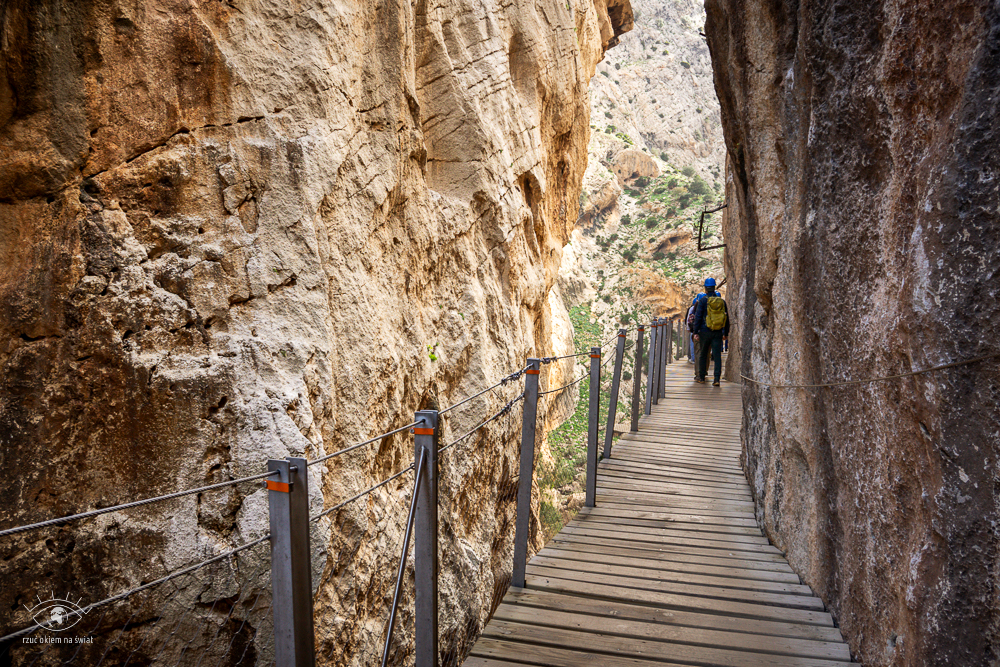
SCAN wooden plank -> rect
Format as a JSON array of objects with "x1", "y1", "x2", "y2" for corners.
[
  {"x1": 469, "y1": 638, "x2": 691, "y2": 667},
  {"x1": 589, "y1": 497, "x2": 755, "y2": 517},
  {"x1": 526, "y1": 555, "x2": 813, "y2": 596},
  {"x1": 592, "y1": 498, "x2": 757, "y2": 519},
  {"x1": 577, "y1": 505, "x2": 760, "y2": 527},
  {"x1": 502, "y1": 588, "x2": 843, "y2": 642},
  {"x1": 596, "y1": 465, "x2": 749, "y2": 490},
  {"x1": 491, "y1": 605, "x2": 851, "y2": 660},
  {"x1": 576, "y1": 511, "x2": 764, "y2": 536},
  {"x1": 566, "y1": 519, "x2": 773, "y2": 547},
  {"x1": 525, "y1": 565, "x2": 825, "y2": 610},
  {"x1": 547, "y1": 532, "x2": 790, "y2": 564},
  {"x1": 595, "y1": 475, "x2": 754, "y2": 501},
  {"x1": 479, "y1": 620, "x2": 851, "y2": 667},
  {"x1": 537, "y1": 546, "x2": 799, "y2": 582},
  {"x1": 523, "y1": 574, "x2": 834, "y2": 625}
]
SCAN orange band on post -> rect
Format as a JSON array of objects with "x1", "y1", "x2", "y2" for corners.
[
  {"x1": 266, "y1": 480, "x2": 291, "y2": 493},
  {"x1": 590, "y1": 354, "x2": 601, "y2": 359},
  {"x1": 414, "y1": 428, "x2": 434, "y2": 435},
  {"x1": 526, "y1": 369, "x2": 540, "y2": 375}
]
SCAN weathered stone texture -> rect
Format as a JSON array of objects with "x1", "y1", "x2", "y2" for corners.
[
  {"x1": 706, "y1": 0, "x2": 1000, "y2": 664},
  {"x1": 0, "y1": 0, "x2": 630, "y2": 664}
]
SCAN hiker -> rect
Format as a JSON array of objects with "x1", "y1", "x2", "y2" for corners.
[
  {"x1": 686, "y1": 294, "x2": 704, "y2": 374},
  {"x1": 693, "y1": 278, "x2": 729, "y2": 386}
]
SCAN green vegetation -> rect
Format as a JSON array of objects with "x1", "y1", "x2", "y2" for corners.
[
  {"x1": 681, "y1": 166, "x2": 696, "y2": 177},
  {"x1": 604, "y1": 110, "x2": 613, "y2": 118},
  {"x1": 614, "y1": 131, "x2": 634, "y2": 146},
  {"x1": 540, "y1": 500, "x2": 562, "y2": 536}
]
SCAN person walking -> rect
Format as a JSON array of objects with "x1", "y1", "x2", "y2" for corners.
[
  {"x1": 693, "y1": 278, "x2": 729, "y2": 386},
  {"x1": 686, "y1": 294, "x2": 704, "y2": 376}
]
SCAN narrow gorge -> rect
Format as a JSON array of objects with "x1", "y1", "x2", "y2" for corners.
[{"x1": 3, "y1": 0, "x2": 999, "y2": 666}]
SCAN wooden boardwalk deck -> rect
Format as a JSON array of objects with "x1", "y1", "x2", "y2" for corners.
[{"x1": 465, "y1": 360, "x2": 855, "y2": 666}]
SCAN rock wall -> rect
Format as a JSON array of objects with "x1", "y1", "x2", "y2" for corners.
[
  {"x1": 706, "y1": 0, "x2": 1000, "y2": 664},
  {"x1": 0, "y1": 0, "x2": 630, "y2": 664}
]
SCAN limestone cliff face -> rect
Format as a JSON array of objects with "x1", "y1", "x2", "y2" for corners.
[
  {"x1": 0, "y1": 0, "x2": 630, "y2": 664},
  {"x1": 706, "y1": 1, "x2": 1000, "y2": 664}
]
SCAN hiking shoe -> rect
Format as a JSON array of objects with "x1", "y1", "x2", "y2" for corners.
[{"x1": 712, "y1": 381, "x2": 721, "y2": 387}]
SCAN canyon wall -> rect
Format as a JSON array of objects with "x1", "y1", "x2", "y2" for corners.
[
  {"x1": 705, "y1": 0, "x2": 1000, "y2": 664},
  {"x1": 0, "y1": 0, "x2": 630, "y2": 664}
]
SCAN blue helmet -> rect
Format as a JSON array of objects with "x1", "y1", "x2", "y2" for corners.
[{"x1": 704, "y1": 277, "x2": 717, "y2": 288}]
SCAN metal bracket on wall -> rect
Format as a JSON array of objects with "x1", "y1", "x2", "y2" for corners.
[{"x1": 697, "y1": 203, "x2": 728, "y2": 252}]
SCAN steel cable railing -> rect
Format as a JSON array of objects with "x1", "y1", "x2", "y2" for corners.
[
  {"x1": 0, "y1": 470, "x2": 278, "y2": 538},
  {"x1": 1, "y1": 322, "x2": 661, "y2": 667},
  {"x1": 0, "y1": 535, "x2": 271, "y2": 645}
]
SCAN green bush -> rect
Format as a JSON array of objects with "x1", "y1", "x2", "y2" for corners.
[
  {"x1": 605, "y1": 126, "x2": 613, "y2": 134},
  {"x1": 680, "y1": 61, "x2": 691, "y2": 69},
  {"x1": 540, "y1": 501, "x2": 562, "y2": 536},
  {"x1": 678, "y1": 193, "x2": 693, "y2": 209},
  {"x1": 645, "y1": 218, "x2": 657, "y2": 228},
  {"x1": 666, "y1": 207, "x2": 677, "y2": 217},
  {"x1": 615, "y1": 63, "x2": 621, "y2": 70},
  {"x1": 653, "y1": 251, "x2": 665, "y2": 260},
  {"x1": 620, "y1": 214, "x2": 631, "y2": 225},
  {"x1": 604, "y1": 110, "x2": 612, "y2": 119},
  {"x1": 634, "y1": 176, "x2": 650, "y2": 188},
  {"x1": 689, "y1": 175, "x2": 711, "y2": 196},
  {"x1": 668, "y1": 178, "x2": 678, "y2": 188},
  {"x1": 681, "y1": 166, "x2": 696, "y2": 177},
  {"x1": 660, "y1": 151, "x2": 669, "y2": 161},
  {"x1": 601, "y1": 70, "x2": 610, "y2": 78}
]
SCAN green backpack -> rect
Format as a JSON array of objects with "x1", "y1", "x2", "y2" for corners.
[{"x1": 706, "y1": 296, "x2": 727, "y2": 331}]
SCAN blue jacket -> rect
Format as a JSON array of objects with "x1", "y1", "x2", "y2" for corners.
[{"x1": 694, "y1": 290, "x2": 730, "y2": 336}]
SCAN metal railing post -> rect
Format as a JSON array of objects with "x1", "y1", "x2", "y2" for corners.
[
  {"x1": 659, "y1": 319, "x2": 668, "y2": 398},
  {"x1": 675, "y1": 318, "x2": 682, "y2": 360},
  {"x1": 653, "y1": 318, "x2": 663, "y2": 405},
  {"x1": 666, "y1": 319, "x2": 673, "y2": 365},
  {"x1": 585, "y1": 347, "x2": 602, "y2": 508},
  {"x1": 267, "y1": 457, "x2": 315, "y2": 667},
  {"x1": 512, "y1": 358, "x2": 541, "y2": 589},
  {"x1": 413, "y1": 410, "x2": 439, "y2": 667},
  {"x1": 631, "y1": 326, "x2": 645, "y2": 432},
  {"x1": 603, "y1": 330, "x2": 627, "y2": 459},
  {"x1": 644, "y1": 321, "x2": 656, "y2": 415}
]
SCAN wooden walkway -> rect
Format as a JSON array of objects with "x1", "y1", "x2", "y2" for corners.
[{"x1": 465, "y1": 360, "x2": 855, "y2": 666}]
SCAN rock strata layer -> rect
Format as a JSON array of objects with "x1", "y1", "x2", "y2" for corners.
[
  {"x1": 706, "y1": 1, "x2": 1000, "y2": 664},
  {"x1": 0, "y1": 0, "x2": 630, "y2": 664}
]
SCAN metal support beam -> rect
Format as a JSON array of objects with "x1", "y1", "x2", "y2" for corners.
[
  {"x1": 267, "y1": 457, "x2": 315, "y2": 667},
  {"x1": 644, "y1": 321, "x2": 656, "y2": 415},
  {"x1": 512, "y1": 358, "x2": 541, "y2": 588},
  {"x1": 413, "y1": 411, "x2": 439, "y2": 667},
  {"x1": 603, "y1": 330, "x2": 627, "y2": 459},
  {"x1": 631, "y1": 326, "x2": 645, "y2": 433},
  {"x1": 585, "y1": 347, "x2": 601, "y2": 508}
]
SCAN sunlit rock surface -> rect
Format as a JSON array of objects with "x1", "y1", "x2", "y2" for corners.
[{"x1": 0, "y1": 0, "x2": 631, "y2": 663}]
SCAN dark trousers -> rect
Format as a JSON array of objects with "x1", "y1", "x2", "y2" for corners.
[{"x1": 698, "y1": 329, "x2": 725, "y2": 381}]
